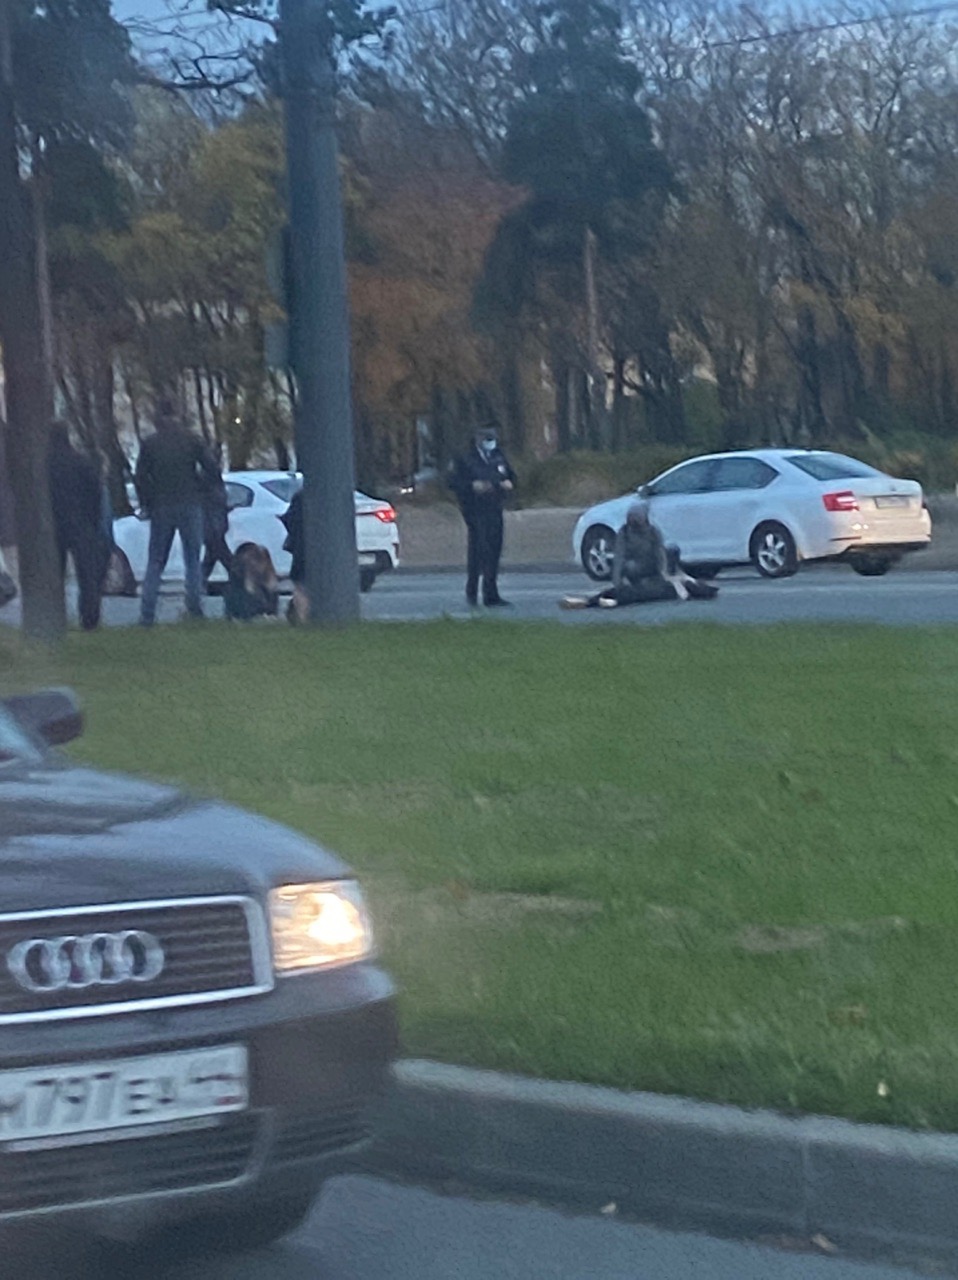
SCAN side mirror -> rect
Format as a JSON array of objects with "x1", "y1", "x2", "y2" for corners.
[
  {"x1": 636, "y1": 484, "x2": 651, "y2": 500},
  {"x1": 3, "y1": 688, "x2": 83, "y2": 747}
]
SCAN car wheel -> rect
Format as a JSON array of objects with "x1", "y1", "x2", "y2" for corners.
[
  {"x1": 850, "y1": 556, "x2": 893, "y2": 577},
  {"x1": 581, "y1": 525, "x2": 617, "y2": 581},
  {"x1": 750, "y1": 523, "x2": 798, "y2": 579},
  {"x1": 360, "y1": 567, "x2": 376, "y2": 593},
  {"x1": 682, "y1": 564, "x2": 721, "y2": 581},
  {"x1": 102, "y1": 548, "x2": 137, "y2": 597}
]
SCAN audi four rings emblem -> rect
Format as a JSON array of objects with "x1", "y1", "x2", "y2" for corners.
[{"x1": 7, "y1": 930, "x2": 166, "y2": 993}]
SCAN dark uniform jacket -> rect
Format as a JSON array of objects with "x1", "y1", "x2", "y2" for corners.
[{"x1": 448, "y1": 446, "x2": 517, "y2": 520}]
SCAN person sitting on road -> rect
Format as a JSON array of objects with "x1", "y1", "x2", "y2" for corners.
[
  {"x1": 560, "y1": 502, "x2": 718, "y2": 610},
  {"x1": 223, "y1": 542, "x2": 279, "y2": 621}
]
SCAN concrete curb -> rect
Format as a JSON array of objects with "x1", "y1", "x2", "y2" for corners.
[{"x1": 363, "y1": 1060, "x2": 958, "y2": 1264}]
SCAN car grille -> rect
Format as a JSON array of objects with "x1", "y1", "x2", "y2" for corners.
[
  {"x1": 273, "y1": 1102, "x2": 370, "y2": 1164},
  {"x1": 0, "y1": 1114, "x2": 258, "y2": 1215},
  {"x1": 0, "y1": 898, "x2": 271, "y2": 1023}
]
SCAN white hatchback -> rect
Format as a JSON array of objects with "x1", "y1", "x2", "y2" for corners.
[
  {"x1": 111, "y1": 471, "x2": 400, "y2": 593},
  {"x1": 573, "y1": 450, "x2": 931, "y2": 581}
]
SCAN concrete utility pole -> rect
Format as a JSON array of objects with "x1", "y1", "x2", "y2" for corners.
[{"x1": 279, "y1": 0, "x2": 360, "y2": 624}]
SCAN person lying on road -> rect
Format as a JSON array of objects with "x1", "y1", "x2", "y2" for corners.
[{"x1": 560, "y1": 502, "x2": 718, "y2": 610}]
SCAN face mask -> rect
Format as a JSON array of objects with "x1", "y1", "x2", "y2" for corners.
[{"x1": 478, "y1": 437, "x2": 497, "y2": 458}]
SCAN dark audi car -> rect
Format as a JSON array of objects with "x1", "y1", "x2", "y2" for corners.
[{"x1": 0, "y1": 689, "x2": 397, "y2": 1256}]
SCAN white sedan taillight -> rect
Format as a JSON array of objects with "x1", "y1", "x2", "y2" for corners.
[
  {"x1": 360, "y1": 506, "x2": 397, "y2": 524},
  {"x1": 822, "y1": 490, "x2": 859, "y2": 513}
]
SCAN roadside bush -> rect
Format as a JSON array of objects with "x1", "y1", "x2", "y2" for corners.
[
  {"x1": 849, "y1": 434, "x2": 958, "y2": 493},
  {"x1": 515, "y1": 447, "x2": 697, "y2": 507},
  {"x1": 406, "y1": 431, "x2": 958, "y2": 512}
]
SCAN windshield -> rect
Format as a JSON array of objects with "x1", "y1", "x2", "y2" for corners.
[{"x1": 0, "y1": 707, "x2": 41, "y2": 766}]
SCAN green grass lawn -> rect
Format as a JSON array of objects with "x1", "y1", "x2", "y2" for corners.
[{"x1": 5, "y1": 619, "x2": 958, "y2": 1130}]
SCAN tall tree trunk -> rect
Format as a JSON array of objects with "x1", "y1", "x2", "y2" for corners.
[
  {"x1": 939, "y1": 337, "x2": 955, "y2": 437},
  {"x1": 611, "y1": 354, "x2": 627, "y2": 452},
  {"x1": 30, "y1": 155, "x2": 55, "y2": 400},
  {"x1": 430, "y1": 382, "x2": 449, "y2": 472},
  {"x1": 499, "y1": 346, "x2": 525, "y2": 454},
  {"x1": 796, "y1": 303, "x2": 826, "y2": 444},
  {"x1": 0, "y1": 2, "x2": 64, "y2": 639},
  {"x1": 573, "y1": 367, "x2": 591, "y2": 448},
  {"x1": 123, "y1": 366, "x2": 143, "y2": 443},
  {"x1": 553, "y1": 355, "x2": 571, "y2": 453},
  {"x1": 94, "y1": 361, "x2": 131, "y2": 516},
  {"x1": 583, "y1": 227, "x2": 609, "y2": 448},
  {"x1": 193, "y1": 368, "x2": 210, "y2": 441},
  {"x1": 834, "y1": 307, "x2": 866, "y2": 435}
]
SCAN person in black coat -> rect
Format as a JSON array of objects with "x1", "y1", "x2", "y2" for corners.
[
  {"x1": 448, "y1": 425, "x2": 517, "y2": 607},
  {"x1": 280, "y1": 488, "x2": 307, "y2": 623},
  {"x1": 47, "y1": 422, "x2": 109, "y2": 630}
]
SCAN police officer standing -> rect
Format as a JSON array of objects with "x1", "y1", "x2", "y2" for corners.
[{"x1": 449, "y1": 424, "x2": 517, "y2": 608}]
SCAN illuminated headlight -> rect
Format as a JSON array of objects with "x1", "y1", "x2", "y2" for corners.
[{"x1": 269, "y1": 881, "x2": 374, "y2": 973}]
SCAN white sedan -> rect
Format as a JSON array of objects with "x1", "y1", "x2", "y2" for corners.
[
  {"x1": 111, "y1": 471, "x2": 400, "y2": 593},
  {"x1": 573, "y1": 449, "x2": 932, "y2": 581}
]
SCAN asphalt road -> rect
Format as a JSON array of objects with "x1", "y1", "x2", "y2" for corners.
[
  {"x1": 369, "y1": 567, "x2": 958, "y2": 626},
  {"x1": 5, "y1": 566, "x2": 958, "y2": 630},
  {"x1": 14, "y1": 1175, "x2": 939, "y2": 1280}
]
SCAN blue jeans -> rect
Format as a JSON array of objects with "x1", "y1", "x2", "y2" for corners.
[{"x1": 140, "y1": 502, "x2": 204, "y2": 625}]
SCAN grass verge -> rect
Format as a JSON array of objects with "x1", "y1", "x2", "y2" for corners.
[{"x1": 3, "y1": 620, "x2": 958, "y2": 1130}]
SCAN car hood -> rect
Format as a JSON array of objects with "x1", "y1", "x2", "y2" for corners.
[{"x1": 0, "y1": 760, "x2": 350, "y2": 912}]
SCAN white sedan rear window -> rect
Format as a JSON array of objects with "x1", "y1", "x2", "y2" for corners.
[
  {"x1": 785, "y1": 454, "x2": 878, "y2": 481},
  {"x1": 261, "y1": 477, "x2": 303, "y2": 503}
]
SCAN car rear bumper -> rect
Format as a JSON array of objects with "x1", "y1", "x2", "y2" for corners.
[
  {"x1": 840, "y1": 540, "x2": 930, "y2": 559},
  {"x1": 0, "y1": 964, "x2": 397, "y2": 1233},
  {"x1": 822, "y1": 507, "x2": 931, "y2": 554}
]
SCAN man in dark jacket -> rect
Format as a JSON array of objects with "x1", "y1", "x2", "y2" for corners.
[
  {"x1": 135, "y1": 400, "x2": 219, "y2": 626},
  {"x1": 48, "y1": 422, "x2": 108, "y2": 630},
  {"x1": 448, "y1": 425, "x2": 517, "y2": 607}
]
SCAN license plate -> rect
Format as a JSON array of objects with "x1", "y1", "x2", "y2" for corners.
[
  {"x1": 0, "y1": 1045, "x2": 247, "y2": 1146},
  {"x1": 874, "y1": 495, "x2": 910, "y2": 509},
  {"x1": 358, "y1": 553, "x2": 376, "y2": 566}
]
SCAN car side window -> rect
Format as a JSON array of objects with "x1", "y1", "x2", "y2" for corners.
[
  {"x1": 711, "y1": 459, "x2": 778, "y2": 492},
  {"x1": 646, "y1": 460, "x2": 714, "y2": 497},
  {"x1": 224, "y1": 483, "x2": 254, "y2": 512},
  {"x1": 261, "y1": 477, "x2": 302, "y2": 503}
]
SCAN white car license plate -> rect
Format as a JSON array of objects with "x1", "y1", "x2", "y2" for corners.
[
  {"x1": 358, "y1": 553, "x2": 376, "y2": 566},
  {"x1": 874, "y1": 495, "x2": 910, "y2": 509},
  {"x1": 0, "y1": 1045, "x2": 247, "y2": 1146}
]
